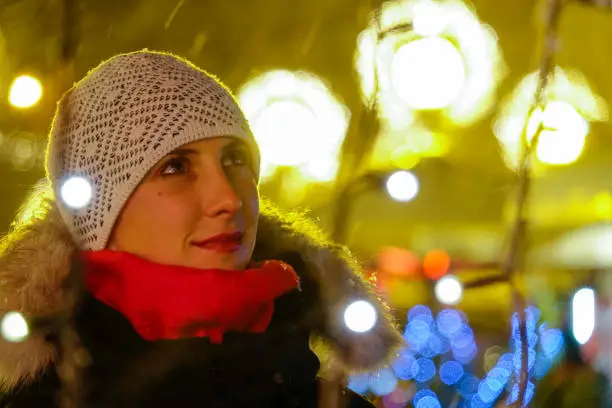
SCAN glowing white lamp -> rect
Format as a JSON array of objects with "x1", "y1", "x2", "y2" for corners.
[
  {"x1": 344, "y1": 300, "x2": 378, "y2": 333},
  {"x1": 60, "y1": 176, "x2": 93, "y2": 209}
]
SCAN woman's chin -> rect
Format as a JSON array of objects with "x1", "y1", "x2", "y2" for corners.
[{"x1": 186, "y1": 249, "x2": 250, "y2": 271}]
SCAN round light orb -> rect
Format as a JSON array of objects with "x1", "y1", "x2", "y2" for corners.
[
  {"x1": 9, "y1": 75, "x2": 43, "y2": 108},
  {"x1": 386, "y1": 170, "x2": 420, "y2": 202},
  {"x1": 435, "y1": 275, "x2": 463, "y2": 305},
  {"x1": 344, "y1": 300, "x2": 378, "y2": 333},
  {"x1": 60, "y1": 176, "x2": 93, "y2": 209},
  {"x1": 391, "y1": 37, "x2": 466, "y2": 110},
  {"x1": 1, "y1": 312, "x2": 29, "y2": 343}
]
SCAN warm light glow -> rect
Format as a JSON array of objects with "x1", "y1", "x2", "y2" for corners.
[
  {"x1": 1, "y1": 312, "x2": 29, "y2": 343},
  {"x1": 379, "y1": 247, "x2": 420, "y2": 276},
  {"x1": 391, "y1": 37, "x2": 466, "y2": 110},
  {"x1": 412, "y1": 0, "x2": 448, "y2": 36},
  {"x1": 251, "y1": 100, "x2": 318, "y2": 166},
  {"x1": 526, "y1": 101, "x2": 588, "y2": 165},
  {"x1": 300, "y1": 156, "x2": 340, "y2": 182},
  {"x1": 494, "y1": 67, "x2": 607, "y2": 170},
  {"x1": 355, "y1": 0, "x2": 505, "y2": 128},
  {"x1": 593, "y1": 192, "x2": 612, "y2": 220},
  {"x1": 237, "y1": 70, "x2": 349, "y2": 182},
  {"x1": 60, "y1": 176, "x2": 93, "y2": 209},
  {"x1": 9, "y1": 75, "x2": 43, "y2": 108},
  {"x1": 572, "y1": 287, "x2": 595, "y2": 345},
  {"x1": 385, "y1": 170, "x2": 420, "y2": 202},
  {"x1": 423, "y1": 249, "x2": 451, "y2": 280},
  {"x1": 435, "y1": 275, "x2": 463, "y2": 305},
  {"x1": 344, "y1": 300, "x2": 378, "y2": 333}
]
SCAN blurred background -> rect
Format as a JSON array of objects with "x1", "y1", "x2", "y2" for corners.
[{"x1": 1, "y1": 0, "x2": 611, "y2": 406}]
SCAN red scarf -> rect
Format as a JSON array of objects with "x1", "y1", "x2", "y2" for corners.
[{"x1": 82, "y1": 250, "x2": 299, "y2": 344}]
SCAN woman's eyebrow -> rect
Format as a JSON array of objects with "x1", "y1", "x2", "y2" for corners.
[
  {"x1": 167, "y1": 148, "x2": 199, "y2": 157},
  {"x1": 222, "y1": 139, "x2": 248, "y2": 151}
]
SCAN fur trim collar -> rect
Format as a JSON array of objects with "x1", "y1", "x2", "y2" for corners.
[{"x1": 0, "y1": 185, "x2": 401, "y2": 391}]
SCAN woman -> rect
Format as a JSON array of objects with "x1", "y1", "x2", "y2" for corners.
[{"x1": 0, "y1": 51, "x2": 400, "y2": 407}]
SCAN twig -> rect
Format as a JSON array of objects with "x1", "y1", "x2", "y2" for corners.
[{"x1": 501, "y1": 0, "x2": 563, "y2": 406}]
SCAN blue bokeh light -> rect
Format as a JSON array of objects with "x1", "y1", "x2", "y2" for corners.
[
  {"x1": 392, "y1": 350, "x2": 418, "y2": 380},
  {"x1": 453, "y1": 341, "x2": 478, "y2": 364},
  {"x1": 370, "y1": 368, "x2": 398, "y2": 396},
  {"x1": 440, "y1": 360, "x2": 464, "y2": 385},
  {"x1": 405, "y1": 318, "x2": 432, "y2": 347},
  {"x1": 357, "y1": 304, "x2": 562, "y2": 407},
  {"x1": 511, "y1": 313, "x2": 520, "y2": 345},
  {"x1": 534, "y1": 353, "x2": 553, "y2": 379},
  {"x1": 496, "y1": 353, "x2": 513, "y2": 371},
  {"x1": 540, "y1": 328, "x2": 564, "y2": 359},
  {"x1": 477, "y1": 367, "x2": 511, "y2": 403},
  {"x1": 436, "y1": 309, "x2": 463, "y2": 337},
  {"x1": 525, "y1": 306, "x2": 541, "y2": 334},
  {"x1": 408, "y1": 305, "x2": 434, "y2": 323},
  {"x1": 511, "y1": 307, "x2": 540, "y2": 349},
  {"x1": 458, "y1": 375, "x2": 480, "y2": 397},
  {"x1": 415, "y1": 358, "x2": 436, "y2": 382},
  {"x1": 524, "y1": 381, "x2": 535, "y2": 406},
  {"x1": 506, "y1": 381, "x2": 535, "y2": 407},
  {"x1": 487, "y1": 366, "x2": 512, "y2": 384},
  {"x1": 507, "y1": 382, "x2": 520, "y2": 405},
  {"x1": 420, "y1": 333, "x2": 444, "y2": 358},
  {"x1": 451, "y1": 325, "x2": 475, "y2": 349},
  {"x1": 416, "y1": 395, "x2": 442, "y2": 408},
  {"x1": 348, "y1": 373, "x2": 370, "y2": 395},
  {"x1": 513, "y1": 348, "x2": 536, "y2": 373},
  {"x1": 413, "y1": 389, "x2": 436, "y2": 406},
  {"x1": 469, "y1": 394, "x2": 493, "y2": 408}
]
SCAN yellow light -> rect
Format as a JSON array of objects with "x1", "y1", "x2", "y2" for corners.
[
  {"x1": 391, "y1": 37, "x2": 466, "y2": 110},
  {"x1": 370, "y1": 125, "x2": 448, "y2": 169},
  {"x1": 238, "y1": 70, "x2": 349, "y2": 181},
  {"x1": 252, "y1": 100, "x2": 318, "y2": 166},
  {"x1": 526, "y1": 101, "x2": 588, "y2": 165},
  {"x1": 412, "y1": 1, "x2": 449, "y2": 36},
  {"x1": 494, "y1": 67, "x2": 607, "y2": 171},
  {"x1": 355, "y1": 0, "x2": 505, "y2": 127},
  {"x1": 9, "y1": 75, "x2": 43, "y2": 108},
  {"x1": 593, "y1": 192, "x2": 612, "y2": 220},
  {"x1": 301, "y1": 156, "x2": 339, "y2": 182}
]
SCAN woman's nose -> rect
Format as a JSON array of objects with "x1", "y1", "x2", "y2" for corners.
[{"x1": 199, "y1": 171, "x2": 243, "y2": 218}]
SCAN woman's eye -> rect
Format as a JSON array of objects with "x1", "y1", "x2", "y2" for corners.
[
  {"x1": 160, "y1": 157, "x2": 190, "y2": 176},
  {"x1": 223, "y1": 148, "x2": 251, "y2": 167}
]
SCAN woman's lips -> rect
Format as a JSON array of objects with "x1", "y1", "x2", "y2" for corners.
[{"x1": 192, "y1": 231, "x2": 243, "y2": 253}]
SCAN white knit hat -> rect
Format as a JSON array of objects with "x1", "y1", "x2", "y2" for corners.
[{"x1": 46, "y1": 50, "x2": 260, "y2": 250}]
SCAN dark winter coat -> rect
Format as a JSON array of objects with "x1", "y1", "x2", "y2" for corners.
[{"x1": 0, "y1": 197, "x2": 401, "y2": 407}]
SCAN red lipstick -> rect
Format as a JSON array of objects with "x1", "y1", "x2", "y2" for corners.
[{"x1": 193, "y1": 231, "x2": 243, "y2": 253}]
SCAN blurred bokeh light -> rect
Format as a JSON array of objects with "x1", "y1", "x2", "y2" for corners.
[
  {"x1": 494, "y1": 67, "x2": 608, "y2": 170},
  {"x1": 1, "y1": 312, "x2": 29, "y2": 343},
  {"x1": 237, "y1": 70, "x2": 349, "y2": 182},
  {"x1": 385, "y1": 170, "x2": 420, "y2": 202},
  {"x1": 391, "y1": 37, "x2": 466, "y2": 110},
  {"x1": 572, "y1": 287, "x2": 596, "y2": 345},
  {"x1": 355, "y1": 0, "x2": 505, "y2": 127},
  {"x1": 8, "y1": 75, "x2": 42, "y2": 109}
]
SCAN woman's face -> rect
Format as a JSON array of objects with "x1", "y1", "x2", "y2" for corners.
[{"x1": 107, "y1": 137, "x2": 259, "y2": 270}]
